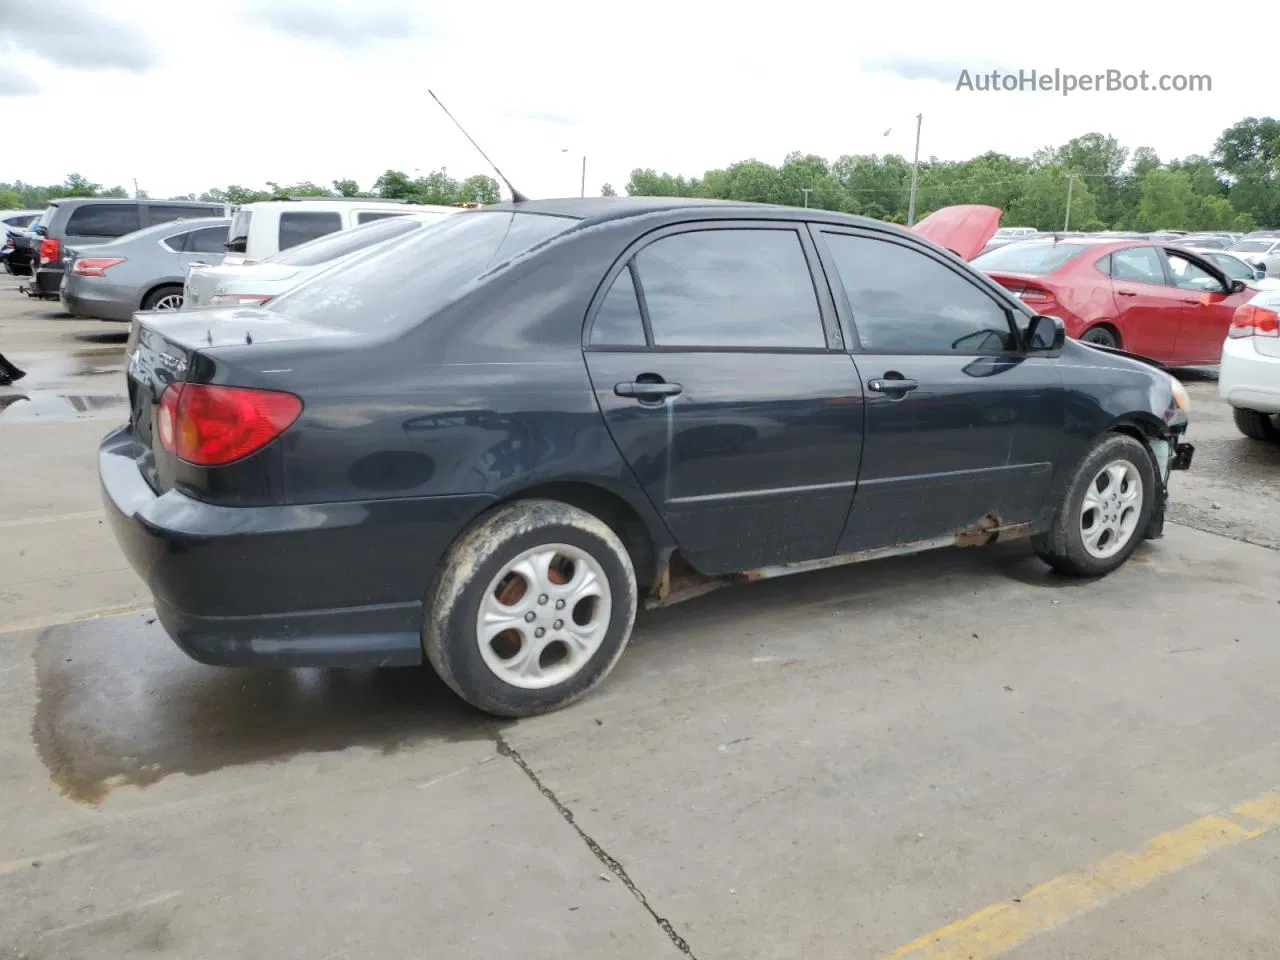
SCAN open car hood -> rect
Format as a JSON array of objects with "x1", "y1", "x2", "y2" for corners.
[{"x1": 911, "y1": 205, "x2": 1002, "y2": 261}]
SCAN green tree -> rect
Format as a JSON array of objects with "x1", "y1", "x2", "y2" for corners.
[
  {"x1": 333, "y1": 178, "x2": 362, "y2": 197},
  {"x1": 61, "y1": 173, "x2": 101, "y2": 197},
  {"x1": 414, "y1": 169, "x2": 460, "y2": 205},
  {"x1": 1134, "y1": 169, "x2": 1198, "y2": 230},
  {"x1": 600, "y1": 182, "x2": 617, "y2": 197},
  {"x1": 458, "y1": 174, "x2": 501, "y2": 204},
  {"x1": 0, "y1": 187, "x2": 20, "y2": 208},
  {"x1": 1007, "y1": 167, "x2": 1100, "y2": 231},
  {"x1": 374, "y1": 169, "x2": 417, "y2": 200},
  {"x1": 626, "y1": 168, "x2": 699, "y2": 196}
]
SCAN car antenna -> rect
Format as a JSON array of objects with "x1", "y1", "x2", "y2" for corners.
[{"x1": 427, "y1": 89, "x2": 528, "y2": 203}]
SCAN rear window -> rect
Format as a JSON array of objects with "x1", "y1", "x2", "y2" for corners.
[
  {"x1": 971, "y1": 241, "x2": 1091, "y2": 275},
  {"x1": 267, "y1": 215, "x2": 427, "y2": 267},
  {"x1": 1229, "y1": 240, "x2": 1276, "y2": 253},
  {"x1": 278, "y1": 211, "x2": 342, "y2": 251},
  {"x1": 33, "y1": 205, "x2": 57, "y2": 231},
  {"x1": 64, "y1": 203, "x2": 141, "y2": 238},
  {"x1": 268, "y1": 210, "x2": 577, "y2": 332}
]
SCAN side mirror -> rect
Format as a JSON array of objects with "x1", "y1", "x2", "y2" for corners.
[
  {"x1": 1257, "y1": 269, "x2": 1267, "y2": 281},
  {"x1": 1229, "y1": 279, "x2": 1247, "y2": 294},
  {"x1": 1027, "y1": 314, "x2": 1065, "y2": 352}
]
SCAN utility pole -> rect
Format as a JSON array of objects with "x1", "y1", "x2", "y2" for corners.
[
  {"x1": 906, "y1": 112, "x2": 922, "y2": 226},
  {"x1": 132, "y1": 178, "x2": 140, "y2": 199},
  {"x1": 801, "y1": 188, "x2": 812, "y2": 208},
  {"x1": 1064, "y1": 172, "x2": 1076, "y2": 231},
  {"x1": 580, "y1": 155, "x2": 586, "y2": 198}
]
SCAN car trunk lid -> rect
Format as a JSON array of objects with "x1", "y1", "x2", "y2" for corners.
[
  {"x1": 125, "y1": 307, "x2": 348, "y2": 490},
  {"x1": 911, "y1": 205, "x2": 1002, "y2": 261},
  {"x1": 185, "y1": 263, "x2": 301, "y2": 307}
]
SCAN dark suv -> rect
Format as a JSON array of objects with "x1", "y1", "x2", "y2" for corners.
[{"x1": 26, "y1": 198, "x2": 228, "y2": 299}]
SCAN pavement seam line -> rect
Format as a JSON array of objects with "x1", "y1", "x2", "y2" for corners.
[
  {"x1": 494, "y1": 732, "x2": 698, "y2": 959},
  {"x1": 877, "y1": 787, "x2": 1280, "y2": 960}
]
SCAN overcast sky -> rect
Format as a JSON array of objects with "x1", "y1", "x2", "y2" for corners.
[{"x1": 0, "y1": 0, "x2": 1266, "y2": 200}]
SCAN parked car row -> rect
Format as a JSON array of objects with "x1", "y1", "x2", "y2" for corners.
[
  {"x1": 982, "y1": 227, "x2": 1279, "y2": 277},
  {"x1": 3, "y1": 195, "x2": 464, "y2": 320}
]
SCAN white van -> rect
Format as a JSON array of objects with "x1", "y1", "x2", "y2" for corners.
[{"x1": 222, "y1": 198, "x2": 463, "y2": 264}]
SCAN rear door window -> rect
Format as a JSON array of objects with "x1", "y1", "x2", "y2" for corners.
[
  {"x1": 278, "y1": 211, "x2": 342, "y2": 251},
  {"x1": 631, "y1": 228, "x2": 826, "y2": 348},
  {"x1": 588, "y1": 266, "x2": 647, "y2": 346},
  {"x1": 64, "y1": 203, "x2": 141, "y2": 238},
  {"x1": 182, "y1": 225, "x2": 231, "y2": 254},
  {"x1": 1109, "y1": 247, "x2": 1167, "y2": 285}
]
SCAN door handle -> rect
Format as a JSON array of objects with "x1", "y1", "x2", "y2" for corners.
[
  {"x1": 615, "y1": 380, "x2": 683, "y2": 401},
  {"x1": 1117, "y1": 290, "x2": 1138, "y2": 297},
  {"x1": 868, "y1": 377, "x2": 919, "y2": 393}
]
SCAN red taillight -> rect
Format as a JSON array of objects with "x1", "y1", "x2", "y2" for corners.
[
  {"x1": 210, "y1": 293, "x2": 273, "y2": 305},
  {"x1": 39, "y1": 237, "x2": 60, "y2": 265},
  {"x1": 1228, "y1": 304, "x2": 1280, "y2": 339},
  {"x1": 72, "y1": 257, "x2": 125, "y2": 277},
  {"x1": 156, "y1": 383, "x2": 302, "y2": 466}
]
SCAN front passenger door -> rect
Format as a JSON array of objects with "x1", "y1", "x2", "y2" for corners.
[{"x1": 813, "y1": 228, "x2": 1063, "y2": 552}]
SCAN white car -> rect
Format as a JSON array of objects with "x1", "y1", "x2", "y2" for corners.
[
  {"x1": 222, "y1": 198, "x2": 463, "y2": 265},
  {"x1": 185, "y1": 210, "x2": 458, "y2": 308},
  {"x1": 1183, "y1": 248, "x2": 1280, "y2": 291},
  {"x1": 1225, "y1": 237, "x2": 1280, "y2": 278},
  {"x1": 1220, "y1": 288, "x2": 1280, "y2": 441}
]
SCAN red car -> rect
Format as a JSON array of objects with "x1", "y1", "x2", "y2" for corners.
[{"x1": 969, "y1": 233, "x2": 1254, "y2": 365}]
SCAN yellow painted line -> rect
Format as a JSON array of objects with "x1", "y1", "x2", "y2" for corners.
[
  {"x1": 0, "y1": 842, "x2": 98, "y2": 877},
  {"x1": 879, "y1": 789, "x2": 1280, "y2": 960},
  {"x1": 0, "y1": 603, "x2": 152, "y2": 637}
]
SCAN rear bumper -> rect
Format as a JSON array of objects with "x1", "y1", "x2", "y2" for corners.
[
  {"x1": 99, "y1": 426, "x2": 493, "y2": 667},
  {"x1": 32, "y1": 264, "x2": 63, "y2": 295},
  {"x1": 1219, "y1": 336, "x2": 1280, "y2": 415},
  {"x1": 61, "y1": 280, "x2": 137, "y2": 321}
]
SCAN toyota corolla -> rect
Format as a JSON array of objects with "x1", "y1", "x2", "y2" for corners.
[{"x1": 101, "y1": 198, "x2": 1194, "y2": 717}]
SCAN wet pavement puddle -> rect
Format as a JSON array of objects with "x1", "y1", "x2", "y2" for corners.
[
  {"x1": 0, "y1": 390, "x2": 126, "y2": 421},
  {"x1": 33, "y1": 614, "x2": 494, "y2": 804}
]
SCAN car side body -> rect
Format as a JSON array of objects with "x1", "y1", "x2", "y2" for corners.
[
  {"x1": 1219, "y1": 288, "x2": 1280, "y2": 441},
  {"x1": 973, "y1": 237, "x2": 1255, "y2": 363},
  {"x1": 101, "y1": 198, "x2": 1193, "y2": 711},
  {"x1": 61, "y1": 217, "x2": 231, "y2": 320}
]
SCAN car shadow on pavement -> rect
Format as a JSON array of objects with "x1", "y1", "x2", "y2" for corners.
[
  {"x1": 32, "y1": 613, "x2": 496, "y2": 805},
  {"x1": 72, "y1": 330, "x2": 128, "y2": 345}
]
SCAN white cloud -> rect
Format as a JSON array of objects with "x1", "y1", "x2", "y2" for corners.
[{"x1": 1, "y1": 0, "x2": 1265, "y2": 199}]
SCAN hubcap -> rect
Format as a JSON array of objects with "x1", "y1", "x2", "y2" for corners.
[
  {"x1": 153, "y1": 294, "x2": 183, "y2": 311},
  {"x1": 1080, "y1": 458, "x2": 1143, "y2": 559},
  {"x1": 476, "y1": 543, "x2": 612, "y2": 690}
]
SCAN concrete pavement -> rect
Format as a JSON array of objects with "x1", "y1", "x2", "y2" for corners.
[{"x1": 3, "y1": 279, "x2": 1280, "y2": 959}]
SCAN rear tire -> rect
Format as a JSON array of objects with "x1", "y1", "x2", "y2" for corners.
[
  {"x1": 423, "y1": 499, "x2": 638, "y2": 718},
  {"x1": 1033, "y1": 433, "x2": 1156, "y2": 577},
  {"x1": 142, "y1": 285, "x2": 184, "y2": 312},
  {"x1": 1080, "y1": 325, "x2": 1119, "y2": 349},
  {"x1": 1232, "y1": 407, "x2": 1280, "y2": 442}
]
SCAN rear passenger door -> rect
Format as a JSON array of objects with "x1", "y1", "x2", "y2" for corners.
[
  {"x1": 278, "y1": 211, "x2": 342, "y2": 252},
  {"x1": 583, "y1": 223, "x2": 866, "y2": 575},
  {"x1": 1103, "y1": 246, "x2": 1184, "y2": 360},
  {"x1": 812, "y1": 227, "x2": 1063, "y2": 552},
  {"x1": 167, "y1": 224, "x2": 230, "y2": 273}
]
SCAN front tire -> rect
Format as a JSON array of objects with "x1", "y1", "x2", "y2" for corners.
[
  {"x1": 1232, "y1": 407, "x2": 1280, "y2": 442},
  {"x1": 1033, "y1": 433, "x2": 1157, "y2": 577},
  {"x1": 424, "y1": 499, "x2": 638, "y2": 717}
]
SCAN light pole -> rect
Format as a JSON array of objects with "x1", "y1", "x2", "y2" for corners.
[
  {"x1": 562, "y1": 149, "x2": 586, "y2": 197},
  {"x1": 1063, "y1": 172, "x2": 1076, "y2": 231},
  {"x1": 906, "y1": 112, "x2": 922, "y2": 226},
  {"x1": 801, "y1": 188, "x2": 812, "y2": 208}
]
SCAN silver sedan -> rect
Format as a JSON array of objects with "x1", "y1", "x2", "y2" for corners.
[{"x1": 60, "y1": 217, "x2": 230, "y2": 321}]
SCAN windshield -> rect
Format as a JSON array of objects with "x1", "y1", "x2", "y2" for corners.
[
  {"x1": 971, "y1": 241, "x2": 1091, "y2": 275},
  {"x1": 265, "y1": 214, "x2": 442, "y2": 268},
  {"x1": 268, "y1": 210, "x2": 579, "y2": 332},
  {"x1": 1229, "y1": 240, "x2": 1275, "y2": 253}
]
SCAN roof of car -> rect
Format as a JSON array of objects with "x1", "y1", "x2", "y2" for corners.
[{"x1": 483, "y1": 196, "x2": 788, "y2": 221}]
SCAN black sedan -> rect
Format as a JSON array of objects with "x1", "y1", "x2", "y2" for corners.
[{"x1": 101, "y1": 198, "x2": 1194, "y2": 717}]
